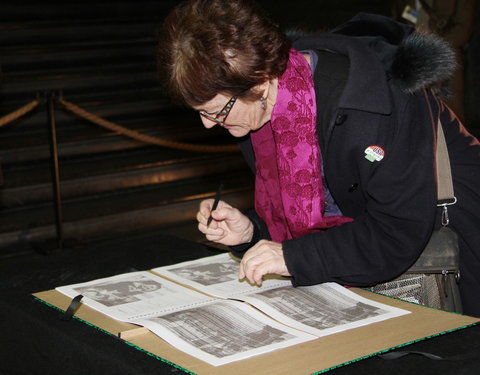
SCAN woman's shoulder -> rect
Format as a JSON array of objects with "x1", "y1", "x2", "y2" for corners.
[{"x1": 292, "y1": 13, "x2": 456, "y2": 96}]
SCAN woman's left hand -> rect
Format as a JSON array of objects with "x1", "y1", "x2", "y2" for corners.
[{"x1": 238, "y1": 240, "x2": 291, "y2": 285}]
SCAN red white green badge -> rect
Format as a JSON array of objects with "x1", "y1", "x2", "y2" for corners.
[{"x1": 364, "y1": 145, "x2": 385, "y2": 162}]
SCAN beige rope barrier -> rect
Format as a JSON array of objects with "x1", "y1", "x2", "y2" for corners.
[
  {"x1": 59, "y1": 98, "x2": 239, "y2": 153},
  {"x1": 0, "y1": 99, "x2": 41, "y2": 127}
]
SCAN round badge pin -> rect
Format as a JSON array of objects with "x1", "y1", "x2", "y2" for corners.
[{"x1": 364, "y1": 145, "x2": 385, "y2": 162}]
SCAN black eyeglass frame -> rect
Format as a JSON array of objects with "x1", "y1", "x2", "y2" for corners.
[{"x1": 199, "y1": 96, "x2": 237, "y2": 125}]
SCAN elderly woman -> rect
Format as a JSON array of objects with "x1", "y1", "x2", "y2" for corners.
[{"x1": 158, "y1": 0, "x2": 480, "y2": 316}]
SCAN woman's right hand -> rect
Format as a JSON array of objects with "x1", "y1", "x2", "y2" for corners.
[{"x1": 197, "y1": 199, "x2": 254, "y2": 246}]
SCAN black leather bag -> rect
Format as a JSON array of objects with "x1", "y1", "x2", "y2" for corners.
[
  {"x1": 371, "y1": 227, "x2": 461, "y2": 313},
  {"x1": 405, "y1": 226, "x2": 461, "y2": 312}
]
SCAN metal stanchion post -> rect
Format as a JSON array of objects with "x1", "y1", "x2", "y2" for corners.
[{"x1": 46, "y1": 91, "x2": 64, "y2": 250}]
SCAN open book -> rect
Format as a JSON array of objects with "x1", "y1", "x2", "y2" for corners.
[{"x1": 56, "y1": 253, "x2": 409, "y2": 366}]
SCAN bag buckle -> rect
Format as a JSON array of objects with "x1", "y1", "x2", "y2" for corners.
[{"x1": 437, "y1": 197, "x2": 457, "y2": 226}]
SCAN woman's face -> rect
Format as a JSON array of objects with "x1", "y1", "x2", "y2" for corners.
[{"x1": 193, "y1": 84, "x2": 275, "y2": 137}]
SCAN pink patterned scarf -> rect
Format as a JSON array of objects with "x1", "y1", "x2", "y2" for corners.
[{"x1": 250, "y1": 49, "x2": 353, "y2": 242}]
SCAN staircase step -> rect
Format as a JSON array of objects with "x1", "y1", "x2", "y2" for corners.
[
  {"x1": 0, "y1": 106, "x2": 232, "y2": 163},
  {"x1": 0, "y1": 1, "x2": 176, "y2": 23},
  {"x1": 0, "y1": 173, "x2": 255, "y2": 255},
  {"x1": 1, "y1": 42, "x2": 156, "y2": 73},
  {"x1": 0, "y1": 170, "x2": 254, "y2": 233},
  {"x1": 0, "y1": 96, "x2": 175, "y2": 132},
  {"x1": 1, "y1": 150, "x2": 247, "y2": 207},
  {"x1": 1, "y1": 71, "x2": 159, "y2": 102},
  {"x1": 0, "y1": 130, "x2": 232, "y2": 164},
  {"x1": 0, "y1": 20, "x2": 161, "y2": 48}
]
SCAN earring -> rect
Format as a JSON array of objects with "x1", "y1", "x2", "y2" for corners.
[{"x1": 260, "y1": 97, "x2": 266, "y2": 110}]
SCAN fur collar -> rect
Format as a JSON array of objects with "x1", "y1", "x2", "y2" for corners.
[
  {"x1": 390, "y1": 31, "x2": 456, "y2": 94},
  {"x1": 288, "y1": 13, "x2": 457, "y2": 95}
]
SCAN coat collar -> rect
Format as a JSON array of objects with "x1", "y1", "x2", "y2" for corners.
[{"x1": 293, "y1": 33, "x2": 392, "y2": 115}]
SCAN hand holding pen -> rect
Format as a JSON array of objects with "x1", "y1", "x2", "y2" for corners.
[
  {"x1": 207, "y1": 183, "x2": 223, "y2": 227},
  {"x1": 197, "y1": 183, "x2": 254, "y2": 246}
]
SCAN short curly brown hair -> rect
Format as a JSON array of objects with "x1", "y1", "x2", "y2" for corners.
[{"x1": 158, "y1": 0, "x2": 290, "y2": 106}]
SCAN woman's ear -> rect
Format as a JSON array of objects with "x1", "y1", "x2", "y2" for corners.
[{"x1": 252, "y1": 80, "x2": 269, "y2": 97}]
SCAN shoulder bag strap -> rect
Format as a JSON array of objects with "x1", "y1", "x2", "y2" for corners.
[
  {"x1": 436, "y1": 119, "x2": 455, "y2": 201},
  {"x1": 425, "y1": 88, "x2": 456, "y2": 224},
  {"x1": 436, "y1": 116, "x2": 457, "y2": 226}
]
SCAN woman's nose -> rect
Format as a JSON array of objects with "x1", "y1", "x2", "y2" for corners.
[{"x1": 200, "y1": 116, "x2": 217, "y2": 129}]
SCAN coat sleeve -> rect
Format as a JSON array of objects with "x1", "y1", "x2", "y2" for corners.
[{"x1": 282, "y1": 91, "x2": 439, "y2": 287}]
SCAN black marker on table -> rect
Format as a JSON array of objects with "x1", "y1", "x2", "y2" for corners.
[{"x1": 207, "y1": 183, "x2": 224, "y2": 227}]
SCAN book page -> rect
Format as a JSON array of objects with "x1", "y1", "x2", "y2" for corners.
[
  {"x1": 136, "y1": 299, "x2": 316, "y2": 366},
  {"x1": 241, "y1": 283, "x2": 410, "y2": 337},
  {"x1": 152, "y1": 253, "x2": 409, "y2": 337},
  {"x1": 56, "y1": 270, "x2": 315, "y2": 366},
  {"x1": 55, "y1": 257, "x2": 409, "y2": 367},
  {"x1": 151, "y1": 252, "x2": 292, "y2": 298},
  {"x1": 56, "y1": 271, "x2": 217, "y2": 322}
]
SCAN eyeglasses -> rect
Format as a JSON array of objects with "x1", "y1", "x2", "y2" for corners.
[{"x1": 199, "y1": 96, "x2": 237, "y2": 126}]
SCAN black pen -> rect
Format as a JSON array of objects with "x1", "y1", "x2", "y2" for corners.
[{"x1": 207, "y1": 183, "x2": 223, "y2": 227}]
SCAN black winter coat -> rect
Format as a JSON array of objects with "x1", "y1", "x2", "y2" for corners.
[{"x1": 234, "y1": 14, "x2": 480, "y2": 316}]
